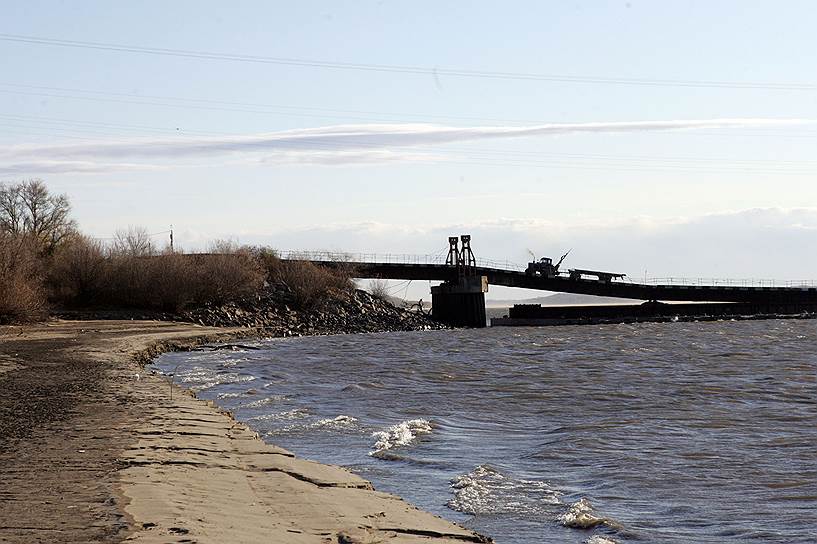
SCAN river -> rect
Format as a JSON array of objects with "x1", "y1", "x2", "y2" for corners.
[{"x1": 154, "y1": 319, "x2": 817, "y2": 543}]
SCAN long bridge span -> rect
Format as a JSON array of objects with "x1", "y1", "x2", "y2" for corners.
[
  {"x1": 280, "y1": 240, "x2": 817, "y2": 327},
  {"x1": 314, "y1": 260, "x2": 817, "y2": 305}
]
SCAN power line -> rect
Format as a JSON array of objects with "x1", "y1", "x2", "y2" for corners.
[
  {"x1": 0, "y1": 82, "x2": 542, "y2": 125},
  {"x1": 2, "y1": 32, "x2": 816, "y2": 91},
  {"x1": 4, "y1": 82, "x2": 817, "y2": 138}
]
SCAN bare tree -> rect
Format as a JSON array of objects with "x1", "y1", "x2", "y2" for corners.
[
  {"x1": 0, "y1": 179, "x2": 77, "y2": 254},
  {"x1": 0, "y1": 185, "x2": 24, "y2": 234},
  {"x1": 112, "y1": 226, "x2": 154, "y2": 256}
]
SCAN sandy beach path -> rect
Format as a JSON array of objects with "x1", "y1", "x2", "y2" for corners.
[{"x1": 0, "y1": 320, "x2": 489, "y2": 544}]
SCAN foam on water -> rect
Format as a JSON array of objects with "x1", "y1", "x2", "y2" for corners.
[
  {"x1": 559, "y1": 498, "x2": 619, "y2": 530},
  {"x1": 447, "y1": 464, "x2": 561, "y2": 516},
  {"x1": 267, "y1": 415, "x2": 360, "y2": 435},
  {"x1": 585, "y1": 536, "x2": 618, "y2": 544},
  {"x1": 370, "y1": 419, "x2": 432, "y2": 456},
  {"x1": 313, "y1": 415, "x2": 358, "y2": 428},
  {"x1": 216, "y1": 391, "x2": 245, "y2": 399},
  {"x1": 235, "y1": 395, "x2": 288, "y2": 409},
  {"x1": 248, "y1": 408, "x2": 310, "y2": 422},
  {"x1": 176, "y1": 366, "x2": 256, "y2": 392}
]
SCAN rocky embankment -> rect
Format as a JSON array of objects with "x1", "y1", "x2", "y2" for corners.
[
  {"x1": 56, "y1": 285, "x2": 444, "y2": 336},
  {"x1": 182, "y1": 285, "x2": 443, "y2": 335}
]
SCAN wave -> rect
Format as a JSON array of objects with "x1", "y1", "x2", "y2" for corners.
[
  {"x1": 176, "y1": 367, "x2": 256, "y2": 392},
  {"x1": 234, "y1": 395, "x2": 288, "y2": 409},
  {"x1": 369, "y1": 419, "x2": 432, "y2": 457},
  {"x1": 585, "y1": 536, "x2": 618, "y2": 544},
  {"x1": 247, "y1": 408, "x2": 310, "y2": 422},
  {"x1": 340, "y1": 381, "x2": 383, "y2": 392},
  {"x1": 312, "y1": 415, "x2": 358, "y2": 429},
  {"x1": 559, "y1": 498, "x2": 620, "y2": 530},
  {"x1": 216, "y1": 391, "x2": 245, "y2": 399},
  {"x1": 265, "y1": 414, "x2": 359, "y2": 435},
  {"x1": 447, "y1": 464, "x2": 561, "y2": 516}
]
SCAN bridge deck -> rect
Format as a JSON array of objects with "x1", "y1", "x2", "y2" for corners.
[{"x1": 310, "y1": 261, "x2": 817, "y2": 305}]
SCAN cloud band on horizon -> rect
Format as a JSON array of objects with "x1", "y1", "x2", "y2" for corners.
[{"x1": 1, "y1": 118, "x2": 813, "y2": 174}]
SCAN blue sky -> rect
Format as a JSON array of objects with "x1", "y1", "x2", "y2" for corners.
[{"x1": 3, "y1": 1, "x2": 817, "y2": 299}]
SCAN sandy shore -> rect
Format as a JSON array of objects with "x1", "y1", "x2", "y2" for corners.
[{"x1": 0, "y1": 320, "x2": 489, "y2": 544}]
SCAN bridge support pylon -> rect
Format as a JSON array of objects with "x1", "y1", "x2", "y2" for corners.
[
  {"x1": 431, "y1": 275, "x2": 489, "y2": 328},
  {"x1": 430, "y1": 234, "x2": 489, "y2": 328}
]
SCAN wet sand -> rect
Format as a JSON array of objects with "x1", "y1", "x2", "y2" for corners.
[{"x1": 0, "y1": 320, "x2": 488, "y2": 544}]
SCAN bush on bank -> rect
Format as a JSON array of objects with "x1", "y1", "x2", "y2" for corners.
[
  {"x1": 0, "y1": 180, "x2": 356, "y2": 323},
  {"x1": 257, "y1": 250, "x2": 355, "y2": 310},
  {"x1": 0, "y1": 233, "x2": 356, "y2": 322},
  {"x1": 49, "y1": 238, "x2": 268, "y2": 313}
]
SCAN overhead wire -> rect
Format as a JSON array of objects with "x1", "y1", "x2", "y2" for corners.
[
  {"x1": 0, "y1": 82, "x2": 547, "y2": 125},
  {"x1": 5, "y1": 83, "x2": 817, "y2": 134},
  {"x1": 2, "y1": 33, "x2": 816, "y2": 91}
]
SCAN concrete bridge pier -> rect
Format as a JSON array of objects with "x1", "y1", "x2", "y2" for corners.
[{"x1": 431, "y1": 276, "x2": 488, "y2": 328}]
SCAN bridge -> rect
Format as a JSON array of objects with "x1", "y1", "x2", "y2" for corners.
[{"x1": 280, "y1": 236, "x2": 817, "y2": 327}]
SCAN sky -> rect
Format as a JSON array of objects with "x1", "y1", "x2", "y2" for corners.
[{"x1": 2, "y1": 1, "x2": 817, "y2": 300}]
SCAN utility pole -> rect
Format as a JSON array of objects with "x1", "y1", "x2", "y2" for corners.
[{"x1": 169, "y1": 225, "x2": 174, "y2": 253}]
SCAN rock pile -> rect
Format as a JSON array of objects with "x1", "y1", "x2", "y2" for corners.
[{"x1": 180, "y1": 285, "x2": 443, "y2": 336}]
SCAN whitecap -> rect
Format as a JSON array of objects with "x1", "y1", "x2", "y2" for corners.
[
  {"x1": 312, "y1": 415, "x2": 358, "y2": 429},
  {"x1": 559, "y1": 498, "x2": 619, "y2": 530},
  {"x1": 216, "y1": 392, "x2": 244, "y2": 399},
  {"x1": 585, "y1": 536, "x2": 618, "y2": 544},
  {"x1": 178, "y1": 369, "x2": 256, "y2": 392},
  {"x1": 369, "y1": 419, "x2": 432, "y2": 456},
  {"x1": 447, "y1": 464, "x2": 561, "y2": 516},
  {"x1": 235, "y1": 395, "x2": 288, "y2": 409},
  {"x1": 247, "y1": 408, "x2": 310, "y2": 422},
  {"x1": 265, "y1": 415, "x2": 359, "y2": 435}
]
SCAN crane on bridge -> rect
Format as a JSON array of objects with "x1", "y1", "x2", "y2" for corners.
[
  {"x1": 525, "y1": 249, "x2": 571, "y2": 278},
  {"x1": 525, "y1": 250, "x2": 625, "y2": 283}
]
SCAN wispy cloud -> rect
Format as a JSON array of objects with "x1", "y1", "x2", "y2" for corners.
[
  {"x1": 0, "y1": 160, "x2": 162, "y2": 175},
  {"x1": 255, "y1": 149, "x2": 448, "y2": 166},
  {"x1": 1, "y1": 118, "x2": 811, "y2": 171}
]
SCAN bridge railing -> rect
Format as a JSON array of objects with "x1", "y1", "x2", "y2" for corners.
[
  {"x1": 278, "y1": 250, "x2": 527, "y2": 271},
  {"x1": 624, "y1": 277, "x2": 817, "y2": 288},
  {"x1": 279, "y1": 250, "x2": 450, "y2": 265},
  {"x1": 277, "y1": 251, "x2": 816, "y2": 287}
]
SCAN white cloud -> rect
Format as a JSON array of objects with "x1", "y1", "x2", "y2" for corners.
[
  {"x1": 255, "y1": 149, "x2": 448, "y2": 166},
  {"x1": 219, "y1": 207, "x2": 817, "y2": 281}
]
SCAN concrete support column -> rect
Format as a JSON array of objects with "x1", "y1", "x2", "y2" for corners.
[{"x1": 431, "y1": 276, "x2": 488, "y2": 328}]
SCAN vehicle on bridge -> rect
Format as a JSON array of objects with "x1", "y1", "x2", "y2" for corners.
[{"x1": 525, "y1": 250, "x2": 570, "y2": 278}]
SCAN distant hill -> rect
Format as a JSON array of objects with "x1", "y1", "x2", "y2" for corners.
[{"x1": 486, "y1": 293, "x2": 641, "y2": 308}]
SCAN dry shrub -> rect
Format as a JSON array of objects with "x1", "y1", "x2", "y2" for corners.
[
  {"x1": 0, "y1": 234, "x2": 47, "y2": 323},
  {"x1": 368, "y1": 279, "x2": 390, "y2": 300},
  {"x1": 141, "y1": 252, "x2": 196, "y2": 312},
  {"x1": 114, "y1": 250, "x2": 264, "y2": 312},
  {"x1": 48, "y1": 235, "x2": 107, "y2": 305},
  {"x1": 268, "y1": 259, "x2": 354, "y2": 310},
  {"x1": 48, "y1": 239, "x2": 265, "y2": 312},
  {"x1": 188, "y1": 244, "x2": 266, "y2": 306}
]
